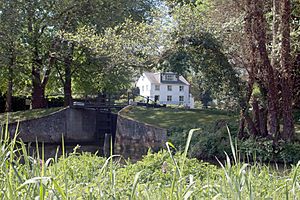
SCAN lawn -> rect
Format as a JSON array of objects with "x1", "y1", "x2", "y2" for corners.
[
  {"x1": 0, "y1": 107, "x2": 64, "y2": 124},
  {"x1": 120, "y1": 106, "x2": 237, "y2": 128},
  {"x1": 122, "y1": 106, "x2": 300, "y2": 133}
]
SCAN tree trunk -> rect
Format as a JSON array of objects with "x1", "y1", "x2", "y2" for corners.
[
  {"x1": 293, "y1": 53, "x2": 300, "y2": 107},
  {"x1": 64, "y1": 67, "x2": 72, "y2": 106},
  {"x1": 5, "y1": 49, "x2": 14, "y2": 112},
  {"x1": 271, "y1": 0, "x2": 280, "y2": 67},
  {"x1": 246, "y1": 114, "x2": 259, "y2": 136},
  {"x1": 259, "y1": 107, "x2": 268, "y2": 137},
  {"x1": 280, "y1": 0, "x2": 294, "y2": 140},
  {"x1": 31, "y1": 47, "x2": 48, "y2": 109},
  {"x1": 253, "y1": 0, "x2": 279, "y2": 137},
  {"x1": 31, "y1": 80, "x2": 47, "y2": 109},
  {"x1": 238, "y1": 115, "x2": 246, "y2": 138},
  {"x1": 5, "y1": 67, "x2": 13, "y2": 112},
  {"x1": 252, "y1": 97, "x2": 261, "y2": 135},
  {"x1": 64, "y1": 44, "x2": 74, "y2": 106}
]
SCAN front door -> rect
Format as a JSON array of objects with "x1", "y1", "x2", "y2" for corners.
[{"x1": 154, "y1": 95, "x2": 159, "y2": 102}]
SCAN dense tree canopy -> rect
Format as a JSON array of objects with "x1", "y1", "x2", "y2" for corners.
[
  {"x1": 0, "y1": 0, "x2": 298, "y2": 141},
  {"x1": 0, "y1": 0, "x2": 158, "y2": 108}
]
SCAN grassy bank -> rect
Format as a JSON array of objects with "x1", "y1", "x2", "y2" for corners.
[
  {"x1": 121, "y1": 106, "x2": 300, "y2": 164},
  {"x1": 120, "y1": 106, "x2": 237, "y2": 128},
  {"x1": 0, "y1": 107, "x2": 64, "y2": 124}
]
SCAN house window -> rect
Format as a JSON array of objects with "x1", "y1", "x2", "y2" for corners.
[
  {"x1": 155, "y1": 85, "x2": 160, "y2": 91},
  {"x1": 167, "y1": 85, "x2": 172, "y2": 91},
  {"x1": 179, "y1": 96, "x2": 184, "y2": 102},
  {"x1": 154, "y1": 95, "x2": 159, "y2": 102},
  {"x1": 166, "y1": 74, "x2": 175, "y2": 81},
  {"x1": 179, "y1": 86, "x2": 184, "y2": 91},
  {"x1": 167, "y1": 95, "x2": 172, "y2": 102}
]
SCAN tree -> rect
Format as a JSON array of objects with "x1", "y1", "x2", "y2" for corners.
[
  {"x1": 0, "y1": 0, "x2": 159, "y2": 110},
  {"x1": 51, "y1": 0, "x2": 158, "y2": 105},
  {"x1": 163, "y1": 0, "x2": 297, "y2": 141},
  {"x1": 62, "y1": 15, "x2": 168, "y2": 95},
  {"x1": 202, "y1": 0, "x2": 298, "y2": 140},
  {"x1": 158, "y1": 2, "x2": 243, "y2": 107},
  {"x1": 0, "y1": 0, "x2": 24, "y2": 112}
]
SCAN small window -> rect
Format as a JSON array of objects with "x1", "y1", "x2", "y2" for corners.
[
  {"x1": 179, "y1": 96, "x2": 184, "y2": 102},
  {"x1": 155, "y1": 85, "x2": 160, "y2": 91},
  {"x1": 167, "y1": 95, "x2": 172, "y2": 102},
  {"x1": 166, "y1": 74, "x2": 174, "y2": 81},
  {"x1": 179, "y1": 86, "x2": 184, "y2": 91},
  {"x1": 154, "y1": 95, "x2": 159, "y2": 102},
  {"x1": 167, "y1": 85, "x2": 172, "y2": 91}
]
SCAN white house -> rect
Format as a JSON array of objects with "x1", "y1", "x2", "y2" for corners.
[{"x1": 136, "y1": 72, "x2": 194, "y2": 108}]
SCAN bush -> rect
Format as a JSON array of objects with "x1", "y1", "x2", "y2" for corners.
[
  {"x1": 47, "y1": 96, "x2": 64, "y2": 107},
  {"x1": 239, "y1": 137, "x2": 275, "y2": 163},
  {"x1": 238, "y1": 137, "x2": 300, "y2": 164},
  {"x1": 168, "y1": 121, "x2": 300, "y2": 164},
  {"x1": 278, "y1": 142, "x2": 300, "y2": 163},
  {"x1": 168, "y1": 121, "x2": 239, "y2": 161}
]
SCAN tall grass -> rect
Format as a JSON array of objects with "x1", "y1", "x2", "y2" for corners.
[{"x1": 0, "y1": 124, "x2": 299, "y2": 199}]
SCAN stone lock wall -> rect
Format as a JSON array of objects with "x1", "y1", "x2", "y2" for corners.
[
  {"x1": 7, "y1": 109, "x2": 67, "y2": 143},
  {"x1": 6, "y1": 108, "x2": 99, "y2": 144},
  {"x1": 115, "y1": 113, "x2": 167, "y2": 159},
  {"x1": 5, "y1": 106, "x2": 168, "y2": 159}
]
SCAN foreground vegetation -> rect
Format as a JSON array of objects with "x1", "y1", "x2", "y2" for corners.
[
  {"x1": 0, "y1": 127, "x2": 299, "y2": 199},
  {"x1": 122, "y1": 106, "x2": 300, "y2": 164}
]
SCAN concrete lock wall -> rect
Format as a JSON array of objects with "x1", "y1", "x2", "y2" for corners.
[
  {"x1": 5, "y1": 106, "x2": 167, "y2": 159},
  {"x1": 7, "y1": 108, "x2": 99, "y2": 144},
  {"x1": 7, "y1": 109, "x2": 67, "y2": 143},
  {"x1": 65, "y1": 108, "x2": 97, "y2": 142},
  {"x1": 115, "y1": 111, "x2": 167, "y2": 159}
]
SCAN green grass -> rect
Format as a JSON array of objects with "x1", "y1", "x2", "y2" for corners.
[
  {"x1": 120, "y1": 106, "x2": 237, "y2": 128},
  {"x1": 0, "y1": 127, "x2": 299, "y2": 199},
  {"x1": 0, "y1": 107, "x2": 65, "y2": 124},
  {"x1": 121, "y1": 106, "x2": 300, "y2": 137}
]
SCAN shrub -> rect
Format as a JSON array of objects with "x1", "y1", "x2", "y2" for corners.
[
  {"x1": 168, "y1": 121, "x2": 300, "y2": 164},
  {"x1": 168, "y1": 121, "x2": 239, "y2": 161}
]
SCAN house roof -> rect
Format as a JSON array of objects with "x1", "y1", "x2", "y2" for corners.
[
  {"x1": 144, "y1": 72, "x2": 160, "y2": 84},
  {"x1": 143, "y1": 72, "x2": 190, "y2": 85}
]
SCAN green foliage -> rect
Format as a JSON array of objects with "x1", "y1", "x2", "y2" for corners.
[
  {"x1": 62, "y1": 15, "x2": 168, "y2": 94},
  {"x1": 167, "y1": 120, "x2": 300, "y2": 164},
  {"x1": 0, "y1": 126, "x2": 300, "y2": 199},
  {"x1": 168, "y1": 122, "x2": 238, "y2": 160},
  {"x1": 0, "y1": 0, "x2": 161, "y2": 104},
  {"x1": 279, "y1": 142, "x2": 300, "y2": 163},
  {"x1": 158, "y1": 2, "x2": 245, "y2": 107},
  {"x1": 240, "y1": 137, "x2": 300, "y2": 164},
  {"x1": 239, "y1": 137, "x2": 276, "y2": 163}
]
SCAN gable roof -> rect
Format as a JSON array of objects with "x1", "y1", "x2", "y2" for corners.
[
  {"x1": 143, "y1": 72, "x2": 190, "y2": 85},
  {"x1": 144, "y1": 72, "x2": 160, "y2": 84}
]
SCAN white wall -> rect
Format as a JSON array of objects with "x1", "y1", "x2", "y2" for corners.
[
  {"x1": 151, "y1": 84, "x2": 190, "y2": 106},
  {"x1": 137, "y1": 74, "x2": 192, "y2": 107},
  {"x1": 136, "y1": 75, "x2": 151, "y2": 99}
]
